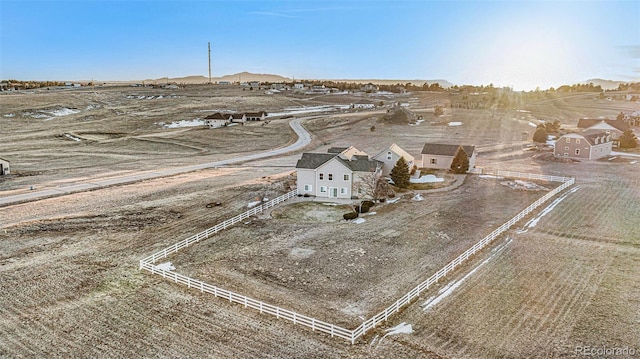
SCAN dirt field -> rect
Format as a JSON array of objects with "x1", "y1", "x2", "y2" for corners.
[{"x1": 1, "y1": 86, "x2": 639, "y2": 358}]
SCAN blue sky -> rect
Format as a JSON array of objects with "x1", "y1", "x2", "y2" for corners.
[{"x1": 1, "y1": 0, "x2": 638, "y2": 90}]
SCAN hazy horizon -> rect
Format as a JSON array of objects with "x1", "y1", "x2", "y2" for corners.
[{"x1": 1, "y1": 0, "x2": 638, "y2": 91}]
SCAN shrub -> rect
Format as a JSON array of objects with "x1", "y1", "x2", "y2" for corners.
[
  {"x1": 362, "y1": 200, "x2": 375, "y2": 208},
  {"x1": 343, "y1": 212, "x2": 358, "y2": 220}
]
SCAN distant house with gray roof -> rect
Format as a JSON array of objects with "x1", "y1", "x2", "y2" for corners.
[
  {"x1": 296, "y1": 147, "x2": 382, "y2": 199},
  {"x1": 421, "y1": 143, "x2": 476, "y2": 170}
]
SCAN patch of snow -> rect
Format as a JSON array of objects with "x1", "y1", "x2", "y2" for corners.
[
  {"x1": 528, "y1": 121, "x2": 537, "y2": 128},
  {"x1": 516, "y1": 109, "x2": 530, "y2": 113},
  {"x1": 516, "y1": 186, "x2": 579, "y2": 233},
  {"x1": 448, "y1": 121, "x2": 462, "y2": 126},
  {"x1": 3, "y1": 113, "x2": 15, "y2": 118},
  {"x1": 608, "y1": 156, "x2": 617, "y2": 161},
  {"x1": 48, "y1": 108, "x2": 80, "y2": 117},
  {"x1": 423, "y1": 238, "x2": 512, "y2": 311},
  {"x1": 268, "y1": 104, "x2": 351, "y2": 117},
  {"x1": 386, "y1": 198, "x2": 400, "y2": 204},
  {"x1": 412, "y1": 194, "x2": 424, "y2": 201},
  {"x1": 322, "y1": 203, "x2": 339, "y2": 206},
  {"x1": 353, "y1": 218, "x2": 366, "y2": 224},
  {"x1": 631, "y1": 161, "x2": 638, "y2": 164},
  {"x1": 368, "y1": 211, "x2": 377, "y2": 215},
  {"x1": 410, "y1": 174, "x2": 444, "y2": 183},
  {"x1": 163, "y1": 119, "x2": 206, "y2": 129},
  {"x1": 247, "y1": 200, "x2": 262, "y2": 208},
  {"x1": 478, "y1": 174, "x2": 503, "y2": 179},
  {"x1": 156, "y1": 262, "x2": 175, "y2": 271},
  {"x1": 375, "y1": 322, "x2": 414, "y2": 347},
  {"x1": 65, "y1": 134, "x2": 81, "y2": 142}
]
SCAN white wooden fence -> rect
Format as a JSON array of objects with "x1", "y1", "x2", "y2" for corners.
[{"x1": 139, "y1": 173, "x2": 575, "y2": 344}]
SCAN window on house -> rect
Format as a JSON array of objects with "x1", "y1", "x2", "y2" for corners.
[
  {"x1": 343, "y1": 174, "x2": 349, "y2": 181},
  {"x1": 340, "y1": 187, "x2": 347, "y2": 194},
  {"x1": 566, "y1": 137, "x2": 570, "y2": 143},
  {"x1": 564, "y1": 153, "x2": 568, "y2": 156},
  {"x1": 328, "y1": 173, "x2": 333, "y2": 180},
  {"x1": 564, "y1": 147, "x2": 569, "y2": 150},
  {"x1": 575, "y1": 149, "x2": 580, "y2": 155},
  {"x1": 387, "y1": 151, "x2": 392, "y2": 160},
  {"x1": 319, "y1": 173, "x2": 324, "y2": 180},
  {"x1": 576, "y1": 139, "x2": 581, "y2": 144},
  {"x1": 430, "y1": 158, "x2": 437, "y2": 165},
  {"x1": 320, "y1": 186, "x2": 326, "y2": 193},
  {"x1": 304, "y1": 184, "x2": 311, "y2": 191}
]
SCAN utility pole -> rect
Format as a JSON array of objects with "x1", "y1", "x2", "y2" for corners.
[{"x1": 208, "y1": 42, "x2": 212, "y2": 84}]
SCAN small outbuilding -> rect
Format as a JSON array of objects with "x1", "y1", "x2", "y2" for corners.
[
  {"x1": 0, "y1": 158, "x2": 10, "y2": 175},
  {"x1": 421, "y1": 143, "x2": 476, "y2": 170}
]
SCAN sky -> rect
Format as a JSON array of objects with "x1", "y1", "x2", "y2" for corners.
[{"x1": 1, "y1": 0, "x2": 638, "y2": 90}]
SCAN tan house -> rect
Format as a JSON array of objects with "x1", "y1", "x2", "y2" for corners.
[
  {"x1": 296, "y1": 147, "x2": 382, "y2": 199},
  {"x1": 421, "y1": 143, "x2": 476, "y2": 170},
  {"x1": 0, "y1": 157, "x2": 10, "y2": 175},
  {"x1": 372, "y1": 143, "x2": 415, "y2": 176},
  {"x1": 554, "y1": 132, "x2": 612, "y2": 160},
  {"x1": 577, "y1": 118, "x2": 629, "y2": 146}
]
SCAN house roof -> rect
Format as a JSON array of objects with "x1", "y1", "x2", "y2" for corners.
[
  {"x1": 295, "y1": 153, "x2": 337, "y2": 169},
  {"x1": 245, "y1": 111, "x2": 267, "y2": 117},
  {"x1": 421, "y1": 143, "x2": 475, "y2": 157},
  {"x1": 577, "y1": 118, "x2": 629, "y2": 132},
  {"x1": 560, "y1": 132, "x2": 611, "y2": 146},
  {"x1": 374, "y1": 143, "x2": 415, "y2": 162},
  {"x1": 0, "y1": 157, "x2": 10, "y2": 163},
  {"x1": 337, "y1": 155, "x2": 382, "y2": 172},
  {"x1": 230, "y1": 113, "x2": 245, "y2": 119},
  {"x1": 204, "y1": 113, "x2": 227, "y2": 120},
  {"x1": 327, "y1": 147, "x2": 349, "y2": 154}
]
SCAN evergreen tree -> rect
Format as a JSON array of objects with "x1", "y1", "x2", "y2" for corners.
[
  {"x1": 390, "y1": 157, "x2": 410, "y2": 188},
  {"x1": 619, "y1": 129, "x2": 638, "y2": 148},
  {"x1": 450, "y1": 146, "x2": 469, "y2": 174},
  {"x1": 533, "y1": 126, "x2": 548, "y2": 143}
]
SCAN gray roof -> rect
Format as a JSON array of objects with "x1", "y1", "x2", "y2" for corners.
[
  {"x1": 204, "y1": 113, "x2": 227, "y2": 120},
  {"x1": 327, "y1": 147, "x2": 349, "y2": 154},
  {"x1": 577, "y1": 118, "x2": 628, "y2": 132},
  {"x1": 295, "y1": 153, "x2": 381, "y2": 172},
  {"x1": 295, "y1": 153, "x2": 337, "y2": 169},
  {"x1": 421, "y1": 143, "x2": 475, "y2": 157},
  {"x1": 337, "y1": 155, "x2": 381, "y2": 172}
]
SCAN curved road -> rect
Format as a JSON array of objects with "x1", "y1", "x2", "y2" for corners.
[{"x1": 0, "y1": 117, "x2": 314, "y2": 207}]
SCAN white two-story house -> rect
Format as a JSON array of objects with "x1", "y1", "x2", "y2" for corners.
[{"x1": 296, "y1": 147, "x2": 382, "y2": 199}]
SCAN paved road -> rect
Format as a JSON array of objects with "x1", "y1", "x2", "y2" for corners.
[{"x1": 0, "y1": 117, "x2": 314, "y2": 207}]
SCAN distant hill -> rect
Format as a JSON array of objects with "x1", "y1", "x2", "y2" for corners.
[{"x1": 143, "y1": 72, "x2": 292, "y2": 84}]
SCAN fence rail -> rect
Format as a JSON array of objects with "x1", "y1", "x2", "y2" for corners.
[{"x1": 139, "y1": 173, "x2": 575, "y2": 344}]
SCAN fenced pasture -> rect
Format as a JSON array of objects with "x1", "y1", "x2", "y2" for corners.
[
  {"x1": 392, "y1": 170, "x2": 640, "y2": 358},
  {"x1": 140, "y1": 171, "x2": 575, "y2": 344}
]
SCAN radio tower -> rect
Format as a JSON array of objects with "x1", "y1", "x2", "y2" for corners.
[{"x1": 208, "y1": 42, "x2": 212, "y2": 84}]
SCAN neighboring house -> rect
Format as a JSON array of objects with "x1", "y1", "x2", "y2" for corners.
[
  {"x1": 270, "y1": 83, "x2": 286, "y2": 90},
  {"x1": 554, "y1": 132, "x2": 612, "y2": 160},
  {"x1": 218, "y1": 81, "x2": 231, "y2": 85},
  {"x1": 0, "y1": 158, "x2": 10, "y2": 175},
  {"x1": 294, "y1": 83, "x2": 305, "y2": 90},
  {"x1": 203, "y1": 113, "x2": 229, "y2": 128},
  {"x1": 623, "y1": 111, "x2": 640, "y2": 127},
  {"x1": 248, "y1": 81, "x2": 260, "y2": 88},
  {"x1": 372, "y1": 143, "x2": 415, "y2": 176},
  {"x1": 296, "y1": 147, "x2": 382, "y2": 199},
  {"x1": 245, "y1": 111, "x2": 268, "y2": 121},
  {"x1": 327, "y1": 146, "x2": 368, "y2": 159},
  {"x1": 421, "y1": 143, "x2": 476, "y2": 170},
  {"x1": 577, "y1": 118, "x2": 629, "y2": 146}
]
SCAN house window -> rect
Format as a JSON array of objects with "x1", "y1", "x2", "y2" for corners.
[
  {"x1": 340, "y1": 187, "x2": 347, "y2": 194},
  {"x1": 319, "y1": 173, "x2": 324, "y2": 180},
  {"x1": 387, "y1": 151, "x2": 392, "y2": 160},
  {"x1": 564, "y1": 146, "x2": 569, "y2": 150},
  {"x1": 564, "y1": 153, "x2": 568, "y2": 157},
  {"x1": 328, "y1": 173, "x2": 333, "y2": 180},
  {"x1": 320, "y1": 186, "x2": 327, "y2": 193},
  {"x1": 575, "y1": 149, "x2": 580, "y2": 155},
  {"x1": 430, "y1": 158, "x2": 437, "y2": 165},
  {"x1": 566, "y1": 137, "x2": 570, "y2": 143},
  {"x1": 343, "y1": 174, "x2": 350, "y2": 181},
  {"x1": 576, "y1": 139, "x2": 581, "y2": 144},
  {"x1": 304, "y1": 184, "x2": 311, "y2": 191}
]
